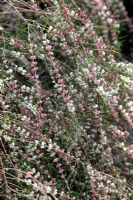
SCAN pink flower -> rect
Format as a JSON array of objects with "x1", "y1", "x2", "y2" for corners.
[
  {"x1": 57, "y1": 79, "x2": 64, "y2": 84},
  {"x1": 45, "y1": 196, "x2": 52, "y2": 200},
  {"x1": 58, "y1": 168, "x2": 64, "y2": 173},
  {"x1": 31, "y1": 67, "x2": 38, "y2": 73},
  {"x1": 53, "y1": 158, "x2": 59, "y2": 162},
  {"x1": 25, "y1": 171, "x2": 32, "y2": 178}
]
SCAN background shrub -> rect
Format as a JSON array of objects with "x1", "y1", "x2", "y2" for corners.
[{"x1": 0, "y1": 1, "x2": 133, "y2": 199}]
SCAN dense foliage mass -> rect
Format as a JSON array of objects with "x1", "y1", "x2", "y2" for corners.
[{"x1": 0, "y1": 0, "x2": 133, "y2": 199}]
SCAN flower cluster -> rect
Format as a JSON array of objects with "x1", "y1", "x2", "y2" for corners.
[{"x1": 0, "y1": 0, "x2": 133, "y2": 200}]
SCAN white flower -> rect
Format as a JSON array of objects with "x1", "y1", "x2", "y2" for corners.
[
  {"x1": 21, "y1": 70, "x2": 27, "y2": 75},
  {"x1": 47, "y1": 39, "x2": 50, "y2": 44},
  {"x1": 67, "y1": 101, "x2": 75, "y2": 113},
  {"x1": 17, "y1": 127, "x2": 21, "y2": 131},
  {"x1": 22, "y1": 116, "x2": 27, "y2": 121},
  {"x1": 31, "y1": 87, "x2": 35, "y2": 93},
  {"x1": 54, "y1": 83, "x2": 59, "y2": 88},
  {"x1": 21, "y1": 129, "x2": 26, "y2": 134},
  {"x1": 82, "y1": 68, "x2": 89, "y2": 74},
  {"x1": 35, "y1": 140, "x2": 39, "y2": 145},
  {"x1": 48, "y1": 26, "x2": 53, "y2": 32},
  {"x1": 16, "y1": 52, "x2": 20, "y2": 58},
  {"x1": 0, "y1": 26, "x2": 4, "y2": 31},
  {"x1": 42, "y1": 141, "x2": 46, "y2": 146},
  {"x1": 39, "y1": 195, "x2": 47, "y2": 200},
  {"x1": 130, "y1": 170, "x2": 133, "y2": 175},
  {"x1": 10, "y1": 142, "x2": 15, "y2": 148},
  {"x1": 33, "y1": 183, "x2": 38, "y2": 189},
  {"x1": 116, "y1": 62, "x2": 122, "y2": 67},
  {"x1": 89, "y1": 50, "x2": 93, "y2": 56},
  {"x1": 10, "y1": 39, "x2": 15, "y2": 45},
  {"x1": 97, "y1": 86, "x2": 105, "y2": 95},
  {"x1": 26, "y1": 86, "x2": 31, "y2": 93},
  {"x1": 18, "y1": 67, "x2": 23, "y2": 72},
  {"x1": 71, "y1": 10, "x2": 75, "y2": 16},
  {"x1": 50, "y1": 152, "x2": 56, "y2": 157},
  {"x1": 107, "y1": 18, "x2": 113, "y2": 24},
  {"x1": 41, "y1": 145, "x2": 45, "y2": 149},
  {"x1": 53, "y1": 0, "x2": 58, "y2": 5},
  {"x1": 26, "y1": 179, "x2": 32, "y2": 185},
  {"x1": 21, "y1": 85, "x2": 26, "y2": 91},
  {"x1": 45, "y1": 186, "x2": 52, "y2": 193},
  {"x1": 110, "y1": 183, "x2": 116, "y2": 188},
  {"x1": 7, "y1": 69, "x2": 13, "y2": 74},
  {"x1": 43, "y1": 40, "x2": 47, "y2": 45},
  {"x1": 47, "y1": 143, "x2": 53, "y2": 151},
  {"x1": 3, "y1": 135, "x2": 11, "y2": 142},
  {"x1": 53, "y1": 188, "x2": 58, "y2": 195},
  {"x1": 32, "y1": 168, "x2": 36, "y2": 174},
  {"x1": 114, "y1": 23, "x2": 120, "y2": 28},
  {"x1": 119, "y1": 105, "x2": 123, "y2": 110}
]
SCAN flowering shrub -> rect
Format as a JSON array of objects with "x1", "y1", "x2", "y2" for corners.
[{"x1": 0, "y1": 0, "x2": 133, "y2": 199}]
